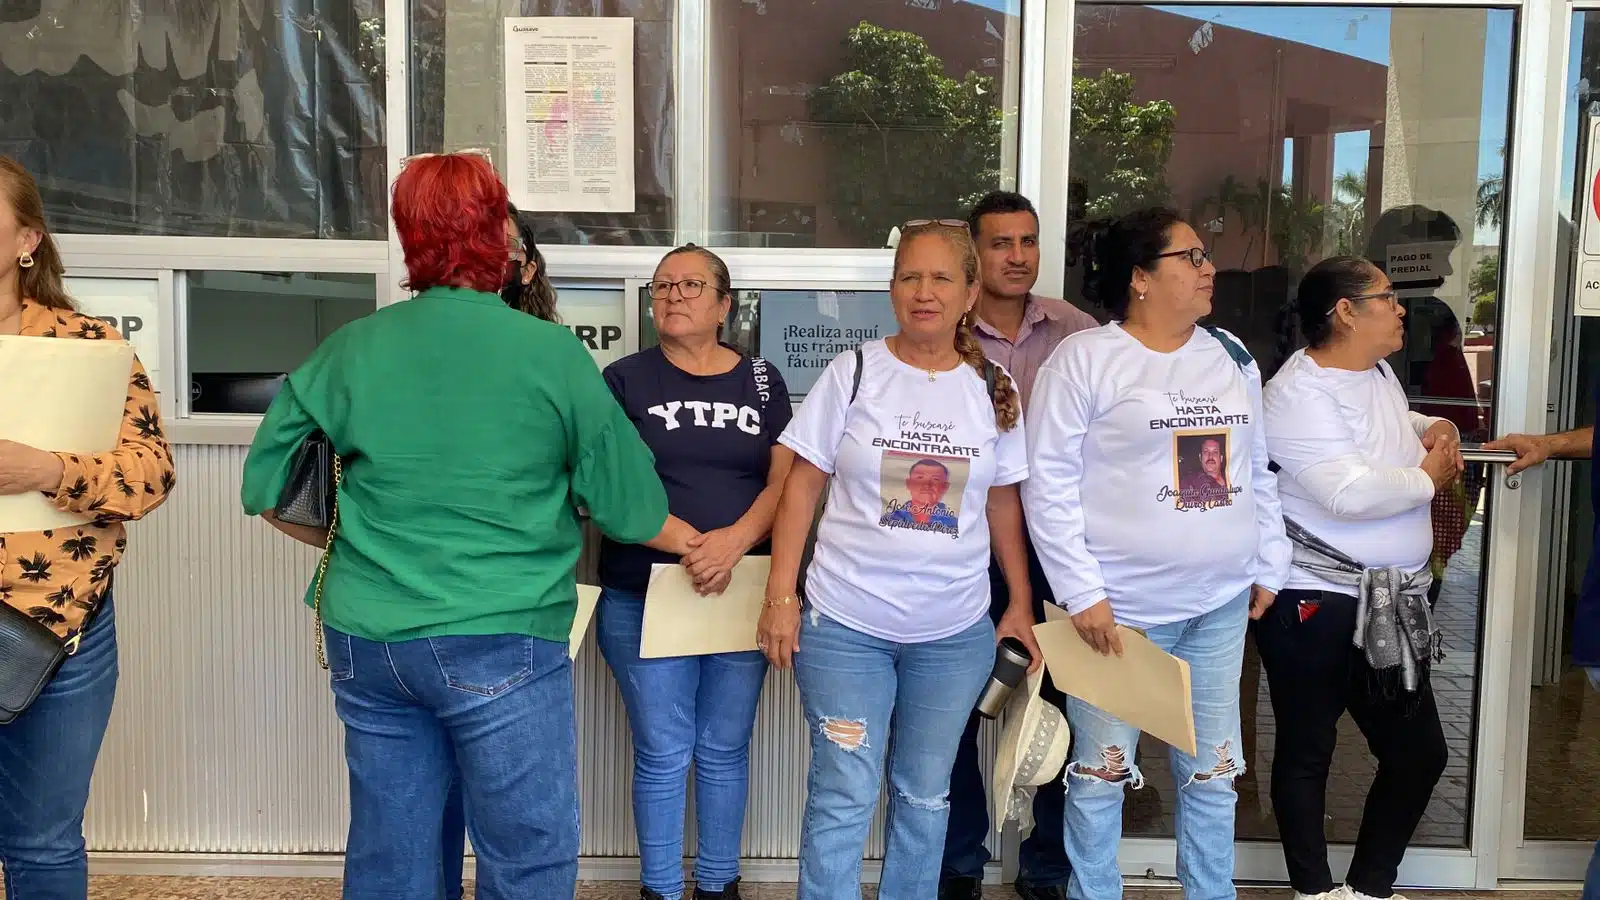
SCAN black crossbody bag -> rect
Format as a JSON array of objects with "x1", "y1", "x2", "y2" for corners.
[{"x1": 0, "y1": 580, "x2": 109, "y2": 725}]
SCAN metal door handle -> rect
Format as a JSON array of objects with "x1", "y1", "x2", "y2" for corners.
[{"x1": 1462, "y1": 447, "x2": 1523, "y2": 489}]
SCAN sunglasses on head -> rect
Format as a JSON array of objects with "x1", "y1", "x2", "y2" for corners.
[
  {"x1": 901, "y1": 218, "x2": 970, "y2": 231},
  {"x1": 398, "y1": 147, "x2": 494, "y2": 171}
]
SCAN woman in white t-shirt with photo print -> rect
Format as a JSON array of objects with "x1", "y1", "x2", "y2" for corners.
[
  {"x1": 756, "y1": 220, "x2": 1044, "y2": 900},
  {"x1": 1024, "y1": 207, "x2": 1292, "y2": 900}
]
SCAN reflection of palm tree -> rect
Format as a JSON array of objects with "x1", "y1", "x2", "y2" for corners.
[
  {"x1": 1477, "y1": 146, "x2": 1506, "y2": 229},
  {"x1": 1331, "y1": 169, "x2": 1368, "y2": 254}
]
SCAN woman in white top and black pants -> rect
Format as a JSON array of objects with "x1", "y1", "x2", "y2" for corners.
[
  {"x1": 1025, "y1": 208, "x2": 1291, "y2": 900},
  {"x1": 1260, "y1": 256, "x2": 1461, "y2": 900}
]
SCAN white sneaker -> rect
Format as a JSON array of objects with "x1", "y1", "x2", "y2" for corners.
[
  {"x1": 1346, "y1": 890, "x2": 1408, "y2": 900},
  {"x1": 1293, "y1": 890, "x2": 1350, "y2": 900}
]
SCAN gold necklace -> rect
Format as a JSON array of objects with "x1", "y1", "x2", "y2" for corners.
[{"x1": 890, "y1": 336, "x2": 947, "y2": 382}]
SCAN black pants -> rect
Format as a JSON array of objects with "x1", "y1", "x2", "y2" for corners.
[
  {"x1": 1253, "y1": 589, "x2": 1448, "y2": 897},
  {"x1": 941, "y1": 537, "x2": 1072, "y2": 886}
]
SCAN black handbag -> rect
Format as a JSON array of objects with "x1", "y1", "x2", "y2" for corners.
[
  {"x1": 275, "y1": 430, "x2": 338, "y2": 529},
  {"x1": 0, "y1": 588, "x2": 105, "y2": 725},
  {"x1": 274, "y1": 430, "x2": 343, "y2": 670}
]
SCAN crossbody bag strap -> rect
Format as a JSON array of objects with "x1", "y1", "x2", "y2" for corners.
[{"x1": 311, "y1": 455, "x2": 343, "y2": 670}]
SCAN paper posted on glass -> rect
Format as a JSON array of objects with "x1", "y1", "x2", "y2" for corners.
[
  {"x1": 1032, "y1": 612, "x2": 1197, "y2": 756},
  {"x1": 0, "y1": 336, "x2": 134, "y2": 533},
  {"x1": 569, "y1": 584, "x2": 603, "y2": 660},
  {"x1": 503, "y1": 17, "x2": 636, "y2": 214},
  {"x1": 640, "y1": 557, "x2": 772, "y2": 659}
]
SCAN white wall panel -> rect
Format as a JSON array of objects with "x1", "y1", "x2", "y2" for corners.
[{"x1": 82, "y1": 444, "x2": 1003, "y2": 861}]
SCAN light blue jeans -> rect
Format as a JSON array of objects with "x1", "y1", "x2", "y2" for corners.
[
  {"x1": 1062, "y1": 589, "x2": 1250, "y2": 900},
  {"x1": 792, "y1": 610, "x2": 994, "y2": 900},
  {"x1": 596, "y1": 588, "x2": 768, "y2": 900}
]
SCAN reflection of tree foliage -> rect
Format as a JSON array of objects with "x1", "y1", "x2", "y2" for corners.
[
  {"x1": 1476, "y1": 145, "x2": 1505, "y2": 229},
  {"x1": 1070, "y1": 70, "x2": 1177, "y2": 218},
  {"x1": 1199, "y1": 176, "x2": 1325, "y2": 273},
  {"x1": 1329, "y1": 170, "x2": 1368, "y2": 256},
  {"x1": 809, "y1": 22, "x2": 1002, "y2": 246}
]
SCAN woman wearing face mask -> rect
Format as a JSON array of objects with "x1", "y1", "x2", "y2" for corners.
[
  {"x1": 1023, "y1": 207, "x2": 1291, "y2": 900},
  {"x1": 596, "y1": 244, "x2": 795, "y2": 900},
  {"x1": 1258, "y1": 257, "x2": 1459, "y2": 900},
  {"x1": 503, "y1": 204, "x2": 559, "y2": 321},
  {"x1": 758, "y1": 220, "x2": 1042, "y2": 900}
]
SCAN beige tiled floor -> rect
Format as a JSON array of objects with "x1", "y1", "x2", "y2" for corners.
[{"x1": 0, "y1": 880, "x2": 1583, "y2": 900}]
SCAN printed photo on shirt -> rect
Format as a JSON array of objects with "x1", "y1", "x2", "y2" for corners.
[
  {"x1": 878, "y1": 451, "x2": 967, "y2": 537},
  {"x1": 1172, "y1": 431, "x2": 1235, "y2": 512}
]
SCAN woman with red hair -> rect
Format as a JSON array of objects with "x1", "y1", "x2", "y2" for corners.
[{"x1": 240, "y1": 153, "x2": 672, "y2": 899}]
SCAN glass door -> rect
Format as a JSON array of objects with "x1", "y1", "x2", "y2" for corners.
[
  {"x1": 1501, "y1": 8, "x2": 1600, "y2": 879},
  {"x1": 1063, "y1": 2, "x2": 1518, "y2": 885}
]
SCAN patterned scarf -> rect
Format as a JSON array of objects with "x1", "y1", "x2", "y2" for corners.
[{"x1": 1284, "y1": 518, "x2": 1444, "y2": 694}]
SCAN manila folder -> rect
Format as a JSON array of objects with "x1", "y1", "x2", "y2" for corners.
[
  {"x1": 0, "y1": 336, "x2": 134, "y2": 533},
  {"x1": 641, "y1": 557, "x2": 771, "y2": 659},
  {"x1": 1032, "y1": 618, "x2": 1197, "y2": 756}
]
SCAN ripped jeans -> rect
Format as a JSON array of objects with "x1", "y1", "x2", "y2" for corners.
[
  {"x1": 1062, "y1": 589, "x2": 1249, "y2": 900},
  {"x1": 792, "y1": 610, "x2": 993, "y2": 900},
  {"x1": 596, "y1": 588, "x2": 768, "y2": 900}
]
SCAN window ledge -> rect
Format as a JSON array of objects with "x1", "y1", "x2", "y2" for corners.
[{"x1": 168, "y1": 415, "x2": 263, "y2": 447}]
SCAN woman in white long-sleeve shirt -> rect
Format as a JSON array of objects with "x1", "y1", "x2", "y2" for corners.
[
  {"x1": 1259, "y1": 256, "x2": 1460, "y2": 900},
  {"x1": 1024, "y1": 207, "x2": 1292, "y2": 900}
]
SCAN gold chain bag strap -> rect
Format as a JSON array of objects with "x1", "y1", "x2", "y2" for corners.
[{"x1": 311, "y1": 455, "x2": 343, "y2": 670}]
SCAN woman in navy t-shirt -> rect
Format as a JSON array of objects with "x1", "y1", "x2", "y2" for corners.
[{"x1": 597, "y1": 244, "x2": 794, "y2": 900}]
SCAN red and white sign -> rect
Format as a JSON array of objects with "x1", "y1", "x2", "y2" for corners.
[{"x1": 1579, "y1": 120, "x2": 1600, "y2": 316}]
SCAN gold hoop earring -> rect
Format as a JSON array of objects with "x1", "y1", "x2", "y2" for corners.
[{"x1": 18, "y1": 252, "x2": 33, "y2": 269}]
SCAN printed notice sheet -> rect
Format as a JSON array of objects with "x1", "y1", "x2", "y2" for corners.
[{"x1": 503, "y1": 17, "x2": 635, "y2": 214}]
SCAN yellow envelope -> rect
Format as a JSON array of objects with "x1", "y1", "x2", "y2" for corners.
[
  {"x1": 0, "y1": 336, "x2": 134, "y2": 533},
  {"x1": 640, "y1": 557, "x2": 772, "y2": 658},
  {"x1": 1031, "y1": 618, "x2": 1197, "y2": 756},
  {"x1": 569, "y1": 584, "x2": 602, "y2": 660}
]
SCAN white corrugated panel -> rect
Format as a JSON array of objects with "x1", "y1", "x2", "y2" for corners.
[{"x1": 82, "y1": 444, "x2": 1001, "y2": 862}]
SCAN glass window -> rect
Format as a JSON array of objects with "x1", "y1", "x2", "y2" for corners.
[
  {"x1": 1068, "y1": 4, "x2": 1516, "y2": 848},
  {"x1": 707, "y1": 0, "x2": 1023, "y2": 248},
  {"x1": 0, "y1": 1, "x2": 387, "y2": 238},
  {"x1": 186, "y1": 271, "x2": 376, "y2": 414},
  {"x1": 1523, "y1": 9, "x2": 1600, "y2": 847},
  {"x1": 640, "y1": 287, "x2": 893, "y2": 395},
  {"x1": 409, "y1": 1, "x2": 675, "y2": 246}
]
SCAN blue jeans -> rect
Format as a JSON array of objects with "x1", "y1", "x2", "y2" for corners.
[
  {"x1": 325, "y1": 626, "x2": 579, "y2": 900},
  {"x1": 793, "y1": 610, "x2": 994, "y2": 900},
  {"x1": 596, "y1": 588, "x2": 767, "y2": 900},
  {"x1": 1063, "y1": 590, "x2": 1249, "y2": 900},
  {"x1": 0, "y1": 600, "x2": 118, "y2": 900}
]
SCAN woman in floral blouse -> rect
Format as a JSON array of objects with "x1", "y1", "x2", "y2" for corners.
[{"x1": 0, "y1": 156, "x2": 175, "y2": 900}]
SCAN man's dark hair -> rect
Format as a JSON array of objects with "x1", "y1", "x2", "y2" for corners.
[{"x1": 966, "y1": 191, "x2": 1040, "y2": 238}]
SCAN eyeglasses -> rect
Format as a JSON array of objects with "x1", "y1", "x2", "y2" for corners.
[
  {"x1": 1328, "y1": 290, "x2": 1400, "y2": 316},
  {"x1": 508, "y1": 234, "x2": 526, "y2": 259},
  {"x1": 648, "y1": 279, "x2": 719, "y2": 301},
  {"x1": 902, "y1": 219, "x2": 970, "y2": 231},
  {"x1": 398, "y1": 147, "x2": 493, "y2": 171},
  {"x1": 1156, "y1": 247, "x2": 1212, "y2": 268}
]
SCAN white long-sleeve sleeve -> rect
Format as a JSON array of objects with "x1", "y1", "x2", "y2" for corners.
[
  {"x1": 1245, "y1": 368, "x2": 1292, "y2": 591},
  {"x1": 1264, "y1": 351, "x2": 1438, "y2": 589},
  {"x1": 1022, "y1": 351, "x2": 1107, "y2": 615},
  {"x1": 1266, "y1": 378, "x2": 1435, "y2": 521}
]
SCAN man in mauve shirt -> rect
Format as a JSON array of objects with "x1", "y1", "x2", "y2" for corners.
[{"x1": 939, "y1": 191, "x2": 1097, "y2": 900}]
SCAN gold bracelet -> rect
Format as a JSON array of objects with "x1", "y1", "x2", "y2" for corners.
[{"x1": 764, "y1": 594, "x2": 798, "y2": 609}]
